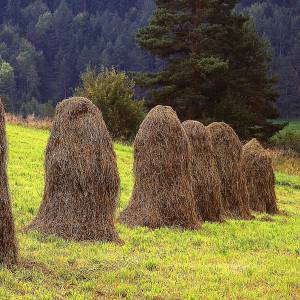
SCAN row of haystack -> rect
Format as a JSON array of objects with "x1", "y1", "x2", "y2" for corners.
[
  {"x1": 120, "y1": 106, "x2": 277, "y2": 228},
  {"x1": 0, "y1": 97, "x2": 278, "y2": 267}
]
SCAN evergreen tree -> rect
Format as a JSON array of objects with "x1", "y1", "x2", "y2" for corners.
[
  {"x1": 240, "y1": 0, "x2": 300, "y2": 119},
  {"x1": 135, "y1": 0, "x2": 283, "y2": 140}
]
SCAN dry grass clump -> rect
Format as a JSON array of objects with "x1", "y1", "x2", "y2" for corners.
[
  {"x1": 207, "y1": 122, "x2": 252, "y2": 219},
  {"x1": 6, "y1": 113, "x2": 52, "y2": 130},
  {"x1": 0, "y1": 100, "x2": 18, "y2": 267},
  {"x1": 26, "y1": 97, "x2": 120, "y2": 242},
  {"x1": 241, "y1": 139, "x2": 278, "y2": 214},
  {"x1": 267, "y1": 148, "x2": 300, "y2": 176},
  {"x1": 182, "y1": 120, "x2": 223, "y2": 222},
  {"x1": 119, "y1": 105, "x2": 200, "y2": 229}
]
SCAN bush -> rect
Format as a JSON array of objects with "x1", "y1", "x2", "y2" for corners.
[
  {"x1": 75, "y1": 67, "x2": 145, "y2": 141},
  {"x1": 270, "y1": 131, "x2": 300, "y2": 153},
  {"x1": 19, "y1": 98, "x2": 55, "y2": 118}
]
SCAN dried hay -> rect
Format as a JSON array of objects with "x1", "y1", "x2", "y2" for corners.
[
  {"x1": 119, "y1": 105, "x2": 200, "y2": 229},
  {"x1": 241, "y1": 139, "x2": 278, "y2": 214},
  {"x1": 26, "y1": 97, "x2": 121, "y2": 242},
  {"x1": 0, "y1": 99, "x2": 18, "y2": 267},
  {"x1": 206, "y1": 122, "x2": 252, "y2": 219},
  {"x1": 182, "y1": 120, "x2": 224, "y2": 222}
]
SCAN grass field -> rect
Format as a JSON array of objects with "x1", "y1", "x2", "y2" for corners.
[
  {"x1": 274, "y1": 120, "x2": 300, "y2": 133},
  {"x1": 1, "y1": 124, "x2": 300, "y2": 299}
]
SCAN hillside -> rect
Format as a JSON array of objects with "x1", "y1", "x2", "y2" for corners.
[
  {"x1": 0, "y1": 1, "x2": 300, "y2": 118},
  {"x1": 1, "y1": 123, "x2": 299, "y2": 299},
  {"x1": 239, "y1": 0, "x2": 300, "y2": 118},
  {"x1": 0, "y1": 0, "x2": 156, "y2": 114}
]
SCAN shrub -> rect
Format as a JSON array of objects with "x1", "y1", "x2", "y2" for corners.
[
  {"x1": 270, "y1": 131, "x2": 300, "y2": 153},
  {"x1": 19, "y1": 98, "x2": 55, "y2": 118},
  {"x1": 76, "y1": 67, "x2": 145, "y2": 141}
]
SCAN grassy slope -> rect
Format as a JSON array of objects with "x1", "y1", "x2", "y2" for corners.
[
  {"x1": 277, "y1": 120, "x2": 300, "y2": 133},
  {"x1": 1, "y1": 124, "x2": 300, "y2": 300}
]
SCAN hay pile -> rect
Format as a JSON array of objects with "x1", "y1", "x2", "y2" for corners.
[
  {"x1": 182, "y1": 120, "x2": 223, "y2": 222},
  {"x1": 119, "y1": 105, "x2": 200, "y2": 229},
  {"x1": 0, "y1": 100, "x2": 18, "y2": 267},
  {"x1": 207, "y1": 122, "x2": 252, "y2": 219},
  {"x1": 241, "y1": 139, "x2": 278, "y2": 214},
  {"x1": 27, "y1": 97, "x2": 120, "y2": 242}
]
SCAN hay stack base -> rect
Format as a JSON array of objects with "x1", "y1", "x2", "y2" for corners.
[
  {"x1": 241, "y1": 139, "x2": 278, "y2": 214},
  {"x1": 26, "y1": 97, "x2": 121, "y2": 242},
  {"x1": 207, "y1": 122, "x2": 252, "y2": 220},
  {"x1": 0, "y1": 100, "x2": 18, "y2": 267},
  {"x1": 119, "y1": 105, "x2": 200, "y2": 229},
  {"x1": 183, "y1": 121, "x2": 224, "y2": 222}
]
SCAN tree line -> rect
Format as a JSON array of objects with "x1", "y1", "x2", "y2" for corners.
[
  {"x1": 238, "y1": 0, "x2": 300, "y2": 119},
  {"x1": 0, "y1": 0, "x2": 157, "y2": 115},
  {"x1": 0, "y1": 0, "x2": 298, "y2": 139}
]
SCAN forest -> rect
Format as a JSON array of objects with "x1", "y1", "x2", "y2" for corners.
[{"x1": 0, "y1": 0, "x2": 299, "y2": 118}]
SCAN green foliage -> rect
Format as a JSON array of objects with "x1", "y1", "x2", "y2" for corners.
[
  {"x1": 0, "y1": 57, "x2": 16, "y2": 109},
  {"x1": 239, "y1": 1, "x2": 300, "y2": 119},
  {"x1": 19, "y1": 98, "x2": 54, "y2": 118},
  {"x1": 0, "y1": 0, "x2": 300, "y2": 121},
  {"x1": 0, "y1": 0, "x2": 156, "y2": 114},
  {"x1": 2, "y1": 123, "x2": 300, "y2": 299},
  {"x1": 135, "y1": 0, "x2": 284, "y2": 140},
  {"x1": 270, "y1": 121, "x2": 300, "y2": 153},
  {"x1": 76, "y1": 67, "x2": 145, "y2": 140}
]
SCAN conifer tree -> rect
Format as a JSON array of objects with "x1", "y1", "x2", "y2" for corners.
[{"x1": 135, "y1": 0, "x2": 284, "y2": 139}]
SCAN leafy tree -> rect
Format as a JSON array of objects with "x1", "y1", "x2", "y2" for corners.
[
  {"x1": 134, "y1": 0, "x2": 284, "y2": 140},
  {"x1": 76, "y1": 67, "x2": 145, "y2": 140},
  {"x1": 0, "y1": 58, "x2": 16, "y2": 109}
]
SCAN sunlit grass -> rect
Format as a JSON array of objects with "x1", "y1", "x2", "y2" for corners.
[{"x1": 1, "y1": 124, "x2": 300, "y2": 299}]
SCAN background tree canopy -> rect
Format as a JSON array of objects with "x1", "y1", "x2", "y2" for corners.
[
  {"x1": 238, "y1": 0, "x2": 300, "y2": 119},
  {"x1": 0, "y1": 0, "x2": 299, "y2": 120},
  {"x1": 0, "y1": 0, "x2": 157, "y2": 114}
]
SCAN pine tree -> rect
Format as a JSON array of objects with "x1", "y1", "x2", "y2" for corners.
[{"x1": 135, "y1": 0, "x2": 284, "y2": 140}]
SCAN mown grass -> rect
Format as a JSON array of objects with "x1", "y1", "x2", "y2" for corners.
[
  {"x1": 1, "y1": 124, "x2": 300, "y2": 299},
  {"x1": 275, "y1": 120, "x2": 300, "y2": 134}
]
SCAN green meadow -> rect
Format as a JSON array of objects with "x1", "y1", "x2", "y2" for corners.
[
  {"x1": 275, "y1": 120, "x2": 300, "y2": 134},
  {"x1": 1, "y1": 123, "x2": 300, "y2": 299}
]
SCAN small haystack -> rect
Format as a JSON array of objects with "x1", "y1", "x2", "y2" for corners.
[
  {"x1": 207, "y1": 122, "x2": 252, "y2": 219},
  {"x1": 0, "y1": 100, "x2": 18, "y2": 267},
  {"x1": 182, "y1": 121, "x2": 223, "y2": 222},
  {"x1": 26, "y1": 97, "x2": 120, "y2": 242},
  {"x1": 241, "y1": 139, "x2": 278, "y2": 214},
  {"x1": 119, "y1": 105, "x2": 200, "y2": 229}
]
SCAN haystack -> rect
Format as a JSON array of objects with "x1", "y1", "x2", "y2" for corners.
[
  {"x1": 0, "y1": 100, "x2": 18, "y2": 267},
  {"x1": 206, "y1": 122, "x2": 252, "y2": 219},
  {"x1": 182, "y1": 121, "x2": 223, "y2": 222},
  {"x1": 119, "y1": 105, "x2": 200, "y2": 229},
  {"x1": 26, "y1": 97, "x2": 120, "y2": 242},
  {"x1": 241, "y1": 139, "x2": 278, "y2": 214}
]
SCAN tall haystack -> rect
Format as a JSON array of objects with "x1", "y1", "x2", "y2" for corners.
[
  {"x1": 241, "y1": 139, "x2": 278, "y2": 214},
  {"x1": 119, "y1": 105, "x2": 200, "y2": 229},
  {"x1": 26, "y1": 97, "x2": 120, "y2": 242},
  {"x1": 0, "y1": 100, "x2": 18, "y2": 267},
  {"x1": 206, "y1": 122, "x2": 252, "y2": 219},
  {"x1": 182, "y1": 120, "x2": 223, "y2": 222}
]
